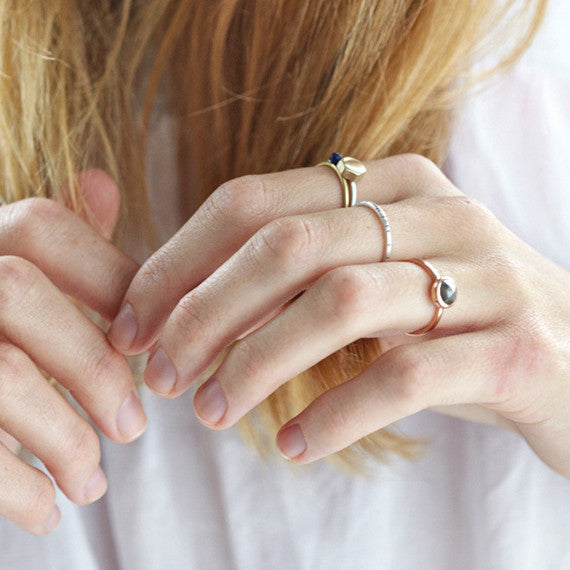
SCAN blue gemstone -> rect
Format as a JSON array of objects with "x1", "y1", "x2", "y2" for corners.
[{"x1": 329, "y1": 153, "x2": 342, "y2": 165}]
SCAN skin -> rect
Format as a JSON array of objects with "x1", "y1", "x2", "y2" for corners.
[
  {"x1": 0, "y1": 170, "x2": 146, "y2": 535},
  {"x1": 106, "y1": 154, "x2": 570, "y2": 477},
  {"x1": 4, "y1": 154, "x2": 569, "y2": 535}
]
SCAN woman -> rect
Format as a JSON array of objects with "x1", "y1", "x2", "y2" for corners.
[{"x1": 0, "y1": 0, "x2": 569, "y2": 567}]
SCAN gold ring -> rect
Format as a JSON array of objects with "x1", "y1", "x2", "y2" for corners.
[{"x1": 316, "y1": 153, "x2": 366, "y2": 208}]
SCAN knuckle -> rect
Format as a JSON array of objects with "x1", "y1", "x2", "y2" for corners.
[
  {"x1": 498, "y1": 316, "x2": 570, "y2": 426},
  {"x1": 485, "y1": 253, "x2": 530, "y2": 312},
  {"x1": 207, "y1": 175, "x2": 273, "y2": 229},
  {"x1": 24, "y1": 477, "x2": 56, "y2": 530},
  {"x1": 61, "y1": 420, "x2": 101, "y2": 472},
  {"x1": 320, "y1": 266, "x2": 376, "y2": 325},
  {"x1": 0, "y1": 255, "x2": 42, "y2": 308},
  {"x1": 252, "y1": 217, "x2": 315, "y2": 270},
  {"x1": 20, "y1": 196, "x2": 64, "y2": 221},
  {"x1": 399, "y1": 153, "x2": 445, "y2": 183},
  {"x1": 87, "y1": 344, "x2": 126, "y2": 385},
  {"x1": 388, "y1": 347, "x2": 437, "y2": 406},
  {"x1": 494, "y1": 319, "x2": 556, "y2": 390},
  {"x1": 318, "y1": 393, "x2": 353, "y2": 438},
  {"x1": 136, "y1": 246, "x2": 185, "y2": 293},
  {"x1": 172, "y1": 292, "x2": 217, "y2": 344},
  {"x1": 446, "y1": 196, "x2": 500, "y2": 248},
  {"x1": 8, "y1": 197, "x2": 65, "y2": 246},
  {"x1": 228, "y1": 339, "x2": 265, "y2": 386},
  {"x1": 0, "y1": 344, "x2": 29, "y2": 399}
]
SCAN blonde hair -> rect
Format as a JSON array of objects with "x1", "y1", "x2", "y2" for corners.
[{"x1": 0, "y1": 0, "x2": 546, "y2": 467}]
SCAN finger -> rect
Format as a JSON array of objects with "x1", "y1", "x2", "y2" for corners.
[
  {"x1": 109, "y1": 154, "x2": 456, "y2": 353},
  {"x1": 0, "y1": 341, "x2": 107, "y2": 506},
  {"x1": 191, "y1": 260, "x2": 505, "y2": 429},
  {"x1": 63, "y1": 169, "x2": 121, "y2": 240},
  {"x1": 0, "y1": 256, "x2": 147, "y2": 443},
  {"x1": 274, "y1": 330, "x2": 513, "y2": 463},
  {"x1": 1, "y1": 196, "x2": 138, "y2": 321},
  {"x1": 144, "y1": 199, "x2": 474, "y2": 396},
  {"x1": 0, "y1": 426, "x2": 20, "y2": 454},
  {"x1": 0, "y1": 442, "x2": 61, "y2": 535}
]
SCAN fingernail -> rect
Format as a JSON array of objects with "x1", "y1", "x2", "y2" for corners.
[
  {"x1": 193, "y1": 379, "x2": 227, "y2": 426},
  {"x1": 116, "y1": 389, "x2": 147, "y2": 442},
  {"x1": 145, "y1": 347, "x2": 177, "y2": 395},
  {"x1": 36, "y1": 505, "x2": 61, "y2": 535},
  {"x1": 277, "y1": 424, "x2": 307, "y2": 460},
  {"x1": 109, "y1": 303, "x2": 138, "y2": 351},
  {"x1": 84, "y1": 466, "x2": 107, "y2": 503}
]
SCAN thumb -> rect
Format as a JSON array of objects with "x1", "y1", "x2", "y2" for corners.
[{"x1": 64, "y1": 169, "x2": 121, "y2": 240}]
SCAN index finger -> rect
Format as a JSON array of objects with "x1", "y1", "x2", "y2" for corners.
[{"x1": 1, "y1": 197, "x2": 139, "y2": 320}]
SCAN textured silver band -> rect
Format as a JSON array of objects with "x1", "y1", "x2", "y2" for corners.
[{"x1": 355, "y1": 200, "x2": 392, "y2": 262}]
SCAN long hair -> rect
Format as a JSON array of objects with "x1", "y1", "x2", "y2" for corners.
[{"x1": 0, "y1": 0, "x2": 546, "y2": 467}]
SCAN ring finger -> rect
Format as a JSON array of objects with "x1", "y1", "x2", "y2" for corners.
[
  {"x1": 144, "y1": 194, "x2": 478, "y2": 397},
  {"x1": 191, "y1": 258, "x2": 503, "y2": 429}
]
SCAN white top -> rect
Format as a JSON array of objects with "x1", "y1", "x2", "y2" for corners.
[{"x1": 2, "y1": 2, "x2": 570, "y2": 569}]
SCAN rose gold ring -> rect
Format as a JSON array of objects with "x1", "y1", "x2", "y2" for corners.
[{"x1": 406, "y1": 258, "x2": 457, "y2": 336}]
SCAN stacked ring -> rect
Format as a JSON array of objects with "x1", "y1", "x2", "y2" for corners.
[
  {"x1": 406, "y1": 258, "x2": 457, "y2": 336},
  {"x1": 317, "y1": 153, "x2": 366, "y2": 208},
  {"x1": 354, "y1": 200, "x2": 392, "y2": 262},
  {"x1": 318, "y1": 154, "x2": 457, "y2": 336}
]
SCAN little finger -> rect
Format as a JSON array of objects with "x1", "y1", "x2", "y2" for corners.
[{"x1": 276, "y1": 330, "x2": 504, "y2": 463}]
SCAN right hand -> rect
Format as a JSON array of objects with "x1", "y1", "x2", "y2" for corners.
[{"x1": 0, "y1": 170, "x2": 146, "y2": 535}]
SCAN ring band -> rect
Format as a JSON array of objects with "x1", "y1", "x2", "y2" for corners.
[
  {"x1": 405, "y1": 258, "x2": 457, "y2": 336},
  {"x1": 317, "y1": 153, "x2": 365, "y2": 208},
  {"x1": 317, "y1": 161, "x2": 351, "y2": 207},
  {"x1": 355, "y1": 200, "x2": 392, "y2": 262}
]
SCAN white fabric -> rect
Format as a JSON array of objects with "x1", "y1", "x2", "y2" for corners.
[{"x1": 2, "y1": 2, "x2": 570, "y2": 568}]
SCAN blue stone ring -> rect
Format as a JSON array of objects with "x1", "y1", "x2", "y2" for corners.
[
  {"x1": 405, "y1": 258, "x2": 457, "y2": 336},
  {"x1": 316, "y1": 153, "x2": 366, "y2": 207}
]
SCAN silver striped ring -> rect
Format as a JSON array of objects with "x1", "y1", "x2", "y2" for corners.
[{"x1": 354, "y1": 200, "x2": 392, "y2": 262}]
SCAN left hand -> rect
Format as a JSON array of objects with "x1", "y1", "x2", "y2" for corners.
[{"x1": 108, "y1": 154, "x2": 570, "y2": 477}]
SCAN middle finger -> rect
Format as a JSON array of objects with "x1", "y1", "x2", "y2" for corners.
[
  {"x1": 191, "y1": 258, "x2": 495, "y2": 429},
  {"x1": 145, "y1": 198, "x2": 474, "y2": 397}
]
